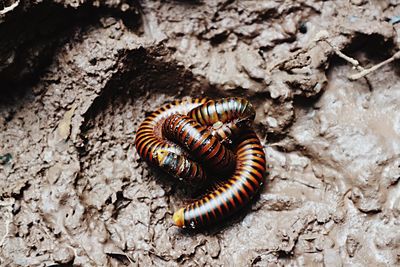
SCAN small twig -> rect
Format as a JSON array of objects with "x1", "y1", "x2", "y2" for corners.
[
  {"x1": 323, "y1": 39, "x2": 365, "y2": 72},
  {"x1": 322, "y1": 37, "x2": 400, "y2": 81},
  {"x1": 292, "y1": 178, "x2": 319, "y2": 189},
  {"x1": 333, "y1": 49, "x2": 365, "y2": 72},
  {"x1": 348, "y1": 51, "x2": 400, "y2": 80}
]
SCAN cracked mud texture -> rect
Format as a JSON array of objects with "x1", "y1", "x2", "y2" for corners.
[{"x1": 1, "y1": 0, "x2": 400, "y2": 266}]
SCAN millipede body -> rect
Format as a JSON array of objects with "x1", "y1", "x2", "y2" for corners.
[
  {"x1": 134, "y1": 97, "x2": 209, "y2": 184},
  {"x1": 162, "y1": 114, "x2": 235, "y2": 174},
  {"x1": 188, "y1": 97, "x2": 255, "y2": 144},
  {"x1": 173, "y1": 129, "x2": 266, "y2": 228},
  {"x1": 134, "y1": 96, "x2": 267, "y2": 228}
]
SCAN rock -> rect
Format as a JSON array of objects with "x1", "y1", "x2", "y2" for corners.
[
  {"x1": 346, "y1": 235, "x2": 360, "y2": 257},
  {"x1": 53, "y1": 247, "x2": 75, "y2": 264}
]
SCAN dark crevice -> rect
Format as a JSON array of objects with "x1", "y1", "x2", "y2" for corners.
[
  {"x1": 344, "y1": 33, "x2": 396, "y2": 62},
  {"x1": 325, "y1": 32, "x2": 397, "y2": 77},
  {"x1": 79, "y1": 45, "x2": 196, "y2": 136},
  {"x1": 75, "y1": 45, "x2": 207, "y2": 192},
  {"x1": 292, "y1": 33, "x2": 397, "y2": 109},
  {"x1": 0, "y1": 1, "x2": 141, "y2": 98},
  {"x1": 292, "y1": 88, "x2": 324, "y2": 109},
  {"x1": 170, "y1": 0, "x2": 204, "y2": 5}
]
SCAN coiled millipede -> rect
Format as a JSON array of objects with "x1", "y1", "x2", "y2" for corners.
[
  {"x1": 135, "y1": 97, "x2": 210, "y2": 185},
  {"x1": 134, "y1": 97, "x2": 267, "y2": 228}
]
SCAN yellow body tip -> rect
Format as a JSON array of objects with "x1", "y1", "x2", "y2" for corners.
[
  {"x1": 173, "y1": 208, "x2": 185, "y2": 228},
  {"x1": 155, "y1": 149, "x2": 168, "y2": 163}
]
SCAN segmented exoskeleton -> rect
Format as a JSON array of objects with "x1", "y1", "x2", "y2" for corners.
[
  {"x1": 188, "y1": 97, "x2": 255, "y2": 144},
  {"x1": 134, "y1": 97, "x2": 209, "y2": 184},
  {"x1": 135, "y1": 96, "x2": 266, "y2": 228},
  {"x1": 172, "y1": 129, "x2": 266, "y2": 228},
  {"x1": 135, "y1": 97, "x2": 255, "y2": 184},
  {"x1": 162, "y1": 114, "x2": 236, "y2": 174}
]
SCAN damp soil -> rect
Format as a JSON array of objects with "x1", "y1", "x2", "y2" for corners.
[{"x1": 1, "y1": 0, "x2": 400, "y2": 266}]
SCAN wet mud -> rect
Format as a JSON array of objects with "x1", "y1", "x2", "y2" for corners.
[{"x1": 0, "y1": 0, "x2": 399, "y2": 266}]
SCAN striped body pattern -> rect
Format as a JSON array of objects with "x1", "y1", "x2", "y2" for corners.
[
  {"x1": 188, "y1": 97, "x2": 255, "y2": 144},
  {"x1": 134, "y1": 96, "x2": 267, "y2": 228},
  {"x1": 162, "y1": 114, "x2": 235, "y2": 174},
  {"x1": 134, "y1": 97, "x2": 209, "y2": 184},
  {"x1": 173, "y1": 129, "x2": 266, "y2": 228}
]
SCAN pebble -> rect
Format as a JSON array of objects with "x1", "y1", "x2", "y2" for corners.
[{"x1": 53, "y1": 247, "x2": 75, "y2": 264}]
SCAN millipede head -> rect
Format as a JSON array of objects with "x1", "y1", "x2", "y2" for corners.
[{"x1": 154, "y1": 149, "x2": 170, "y2": 164}]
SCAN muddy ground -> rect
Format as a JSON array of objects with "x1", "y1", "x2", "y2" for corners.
[{"x1": 0, "y1": 0, "x2": 400, "y2": 266}]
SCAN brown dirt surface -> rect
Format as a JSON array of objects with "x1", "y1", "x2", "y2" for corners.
[{"x1": 1, "y1": 0, "x2": 400, "y2": 266}]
